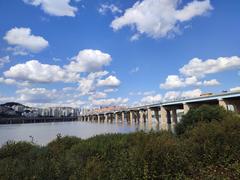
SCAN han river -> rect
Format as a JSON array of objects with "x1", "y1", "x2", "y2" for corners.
[{"x1": 0, "y1": 121, "x2": 165, "y2": 146}]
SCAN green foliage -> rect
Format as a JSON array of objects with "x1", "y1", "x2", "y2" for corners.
[
  {"x1": 175, "y1": 105, "x2": 231, "y2": 135},
  {"x1": 0, "y1": 106, "x2": 240, "y2": 179}
]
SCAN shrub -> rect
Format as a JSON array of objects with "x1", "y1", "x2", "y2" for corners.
[{"x1": 175, "y1": 105, "x2": 230, "y2": 135}]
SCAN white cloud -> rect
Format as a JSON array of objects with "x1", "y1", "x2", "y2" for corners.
[
  {"x1": 65, "y1": 49, "x2": 112, "y2": 73},
  {"x1": 230, "y1": 87, "x2": 240, "y2": 92},
  {"x1": 0, "y1": 77, "x2": 17, "y2": 85},
  {"x1": 181, "y1": 89, "x2": 202, "y2": 99},
  {"x1": 91, "y1": 97, "x2": 128, "y2": 106},
  {"x1": 97, "y1": 75, "x2": 121, "y2": 87},
  {"x1": 160, "y1": 56, "x2": 240, "y2": 90},
  {"x1": 175, "y1": 0, "x2": 212, "y2": 22},
  {"x1": 0, "y1": 77, "x2": 30, "y2": 86},
  {"x1": 160, "y1": 75, "x2": 201, "y2": 89},
  {"x1": 163, "y1": 91, "x2": 181, "y2": 101},
  {"x1": 4, "y1": 60, "x2": 79, "y2": 83},
  {"x1": 141, "y1": 94, "x2": 162, "y2": 104},
  {"x1": 111, "y1": 0, "x2": 212, "y2": 39},
  {"x1": 77, "y1": 71, "x2": 109, "y2": 95},
  {"x1": 4, "y1": 27, "x2": 49, "y2": 53},
  {"x1": 164, "y1": 89, "x2": 202, "y2": 101},
  {"x1": 6, "y1": 47, "x2": 28, "y2": 56},
  {"x1": 0, "y1": 56, "x2": 10, "y2": 68},
  {"x1": 16, "y1": 88, "x2": 59, "y2": 103},
  {"x1": 130, "y1": 34, "x2": 140, "y2": 41},
  {"x1": 180, "y1": 56, "x2": 240, "y2": 77},
  {"x1": 62, "y1": 87, "x2": 76, "y2": 92},
  {"x1": 129, "y1": 91, "x2": 155, "y2": 96},
  {"x1": 203, "y1": 79, "x2": 220, "y2": 86},
  {"x1": 160, "y1": 75, "x2": 184, "y2": 89},
  {"x1": 104, "y1": 88, "x2": 118, "y2": 93},
  {"x1": 53, "y1": 57, "x2": 61, "y2": 62},
  {"x1": 98, "y1": 4, "x2": 122, "y2": 15},
  {"x1": 23, "y1": 0, "x2": 77, "y2": 17},
  {"x1": 89, "y1": 92, "x2": 107, "y2": 100},
  {"x1": 0, "y1": 95, "x2": 16, "y2": 104},
  {"x1": 3, "y1": 49, "x2": 115, "y2": 85},
  {"x1": 130, "y1": 66, "x2": 140, "y2": 73},
  {"x1": 160, "y1": 75, "x2": 220, "y2": 89}
]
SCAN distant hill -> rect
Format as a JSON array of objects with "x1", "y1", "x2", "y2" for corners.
[{"x1": 0, "y1": 102, "x2": 26, "y2": 107}]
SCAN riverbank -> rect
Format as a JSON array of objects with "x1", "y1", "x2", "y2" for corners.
[
  {"x1": 0, "y1": 105, "x2": 240, "y2": 179},
  {"x1": 0, "y1": 116, "x2": 78, "y2": 124}
]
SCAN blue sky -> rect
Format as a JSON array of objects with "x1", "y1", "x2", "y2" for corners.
[{"x1": 0, "y1": 0, "x2": 239, "y2": 108}]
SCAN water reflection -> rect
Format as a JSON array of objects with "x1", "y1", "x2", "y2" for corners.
[{"x1": 0, "y1": 120, "x2": 163, "y2": 146}]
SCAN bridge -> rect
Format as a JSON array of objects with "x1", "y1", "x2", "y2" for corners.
[{"x1": 80, "y1": 91, "x2": 240, "y2": 130}]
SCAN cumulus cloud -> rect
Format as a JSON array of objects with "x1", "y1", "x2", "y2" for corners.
[
  {"x1": 141, "y1": 94, "x2": 162, "y2": 104},
  {"x1": 65, "y1": 49, "x2": 112, "y2": 73},
  {"x1": 160, "y1": 75, "x2": 202, "y2": 89},
  {"x1": 160, "y1": 56, "x2": 240, "y2": 90},
  {"x1": 97, "y1": 75, "x2": 121, "y2": 87},
  {"x1": 4, "y1": 27, "x2": 49, "y2": 53},
  {"x1": 89, "y1": 92, "x2": 107, "y2": 100},
  {"x1": 180, "y1": 89, "x2": 202, "y2": 99},
  {"x1": 6, "y1": 47, "x2": 28, "y2": 56},
  {"x1": 160, "y1": 74, "x2": 220, "y2": 89},
  {"x1": 0, "y1": 77, "x2": 17, "y2": 85},
  {"x1": 111, "y1": 0, "x2": 212, "y2": 39},
  {"x1": 23, "y1": 0, "x2": 77, "y2": 17},
  {"x1": 203, "y1": 79, "x2": 220, "y2": 86},
  {"x1": 164, "y1": 89, "x2": 202, "y2": 101},
  {"x1": 0, "y1": 56, "x2": 10, "y2": 68},
  {"x1": 3, "y1": 48, "x2": 116, "y2": 85},
  {"x1": 4, "y1": 60, "x2": 79, "y2": 83},
  {"x1": 77, "y1": 71, "x2": 109, "y2": 95},
  {"x1": 180, "y1": 56, "x2": 240, "y2": 77},
  {"x1": 16, "y1": 88, "x2": 59, "y2": 103},
  {"x1": 1, "y1": 49, "x2": 122, "y2": 107},
  {"x1": 163, "y1": 91, "x2": 181, "y2": 101},
  {"x1": 104, "y1": 88, "x2": 118, "y2": 93},
  {"x1": 98, "y1": 4, "x2": 122, "y2": 15},
  {"x1": 0, "y1": 77, "x2": 30, "y2": 87},
  {"x1": 129, "y1": 91, "x2": 155, "y2": 96},
  {"x1": 0, "y1": 95, "x2": 16, "y2": 104},
  {"x1": 91, "y1": 97, "x2": 128, "y2": 106}
]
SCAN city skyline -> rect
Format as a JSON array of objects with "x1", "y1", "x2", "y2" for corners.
[{"x1": 0, "y1": 0, "x2": 240, "y2": 108}]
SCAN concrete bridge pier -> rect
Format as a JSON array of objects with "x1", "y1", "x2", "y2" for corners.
[
  {"x1": 153, "y1": 108, "x2": 160, "y2": 123},
  {"x1": 183, "y1": 103, "x2": 190, "y2": 114},
  {"x1": 121, "y1": 112, "x2": 125, "y2": 123},
  {"x1": 129, "y1": 111, "x2": 133, "y2": 124},
  {"x1": 160, "y1": 106, "x2": 169, "y2": 130},
  {"x1": 126, "y1": 111, "x2": 133, "y2": 124},
  {"x1": 109, "y1": 113, "x2": 114, "y2": 123},
  {"x1": 147, "y1": 108, "x2": 152, "y2": 127},
  {"x1": 97, "y1": 115, "x2": 100, "y2": 123},
  {"x1": 93, "y1": 115, "x2": 97, "y2": 122},
  {"x1": 139, "y1": 110, "x2": 144, "y2": 123},
  {"x1": 104, "y1": 114, "x2": 108, "y2": 123},
  {"x1": 115, "y1": 113, "x2": 118, "y2": 123},
  {"x1": 171, "y1": 108, "x2": 178, "y2": 126}
]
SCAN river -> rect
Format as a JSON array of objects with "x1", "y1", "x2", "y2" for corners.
[{"x1": 0, "y1": 121, "x2": 163, "y2": 146}]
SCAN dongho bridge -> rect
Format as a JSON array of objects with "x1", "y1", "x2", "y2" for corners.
[{"x1": 80, "y1": 91, "x2": 240, "y2": 130}]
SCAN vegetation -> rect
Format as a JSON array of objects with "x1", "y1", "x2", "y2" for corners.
[{"x1": 0, "y1": 105, "x2": 240, "y2": 179}]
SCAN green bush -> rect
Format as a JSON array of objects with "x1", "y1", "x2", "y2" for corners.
[{"x1": 175, "y1": 105, "x2": 230, "y2": 135}]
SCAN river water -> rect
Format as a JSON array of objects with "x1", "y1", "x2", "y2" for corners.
[{"x1": 0, "y1": 121, "x2": 163, "y2": 146}]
